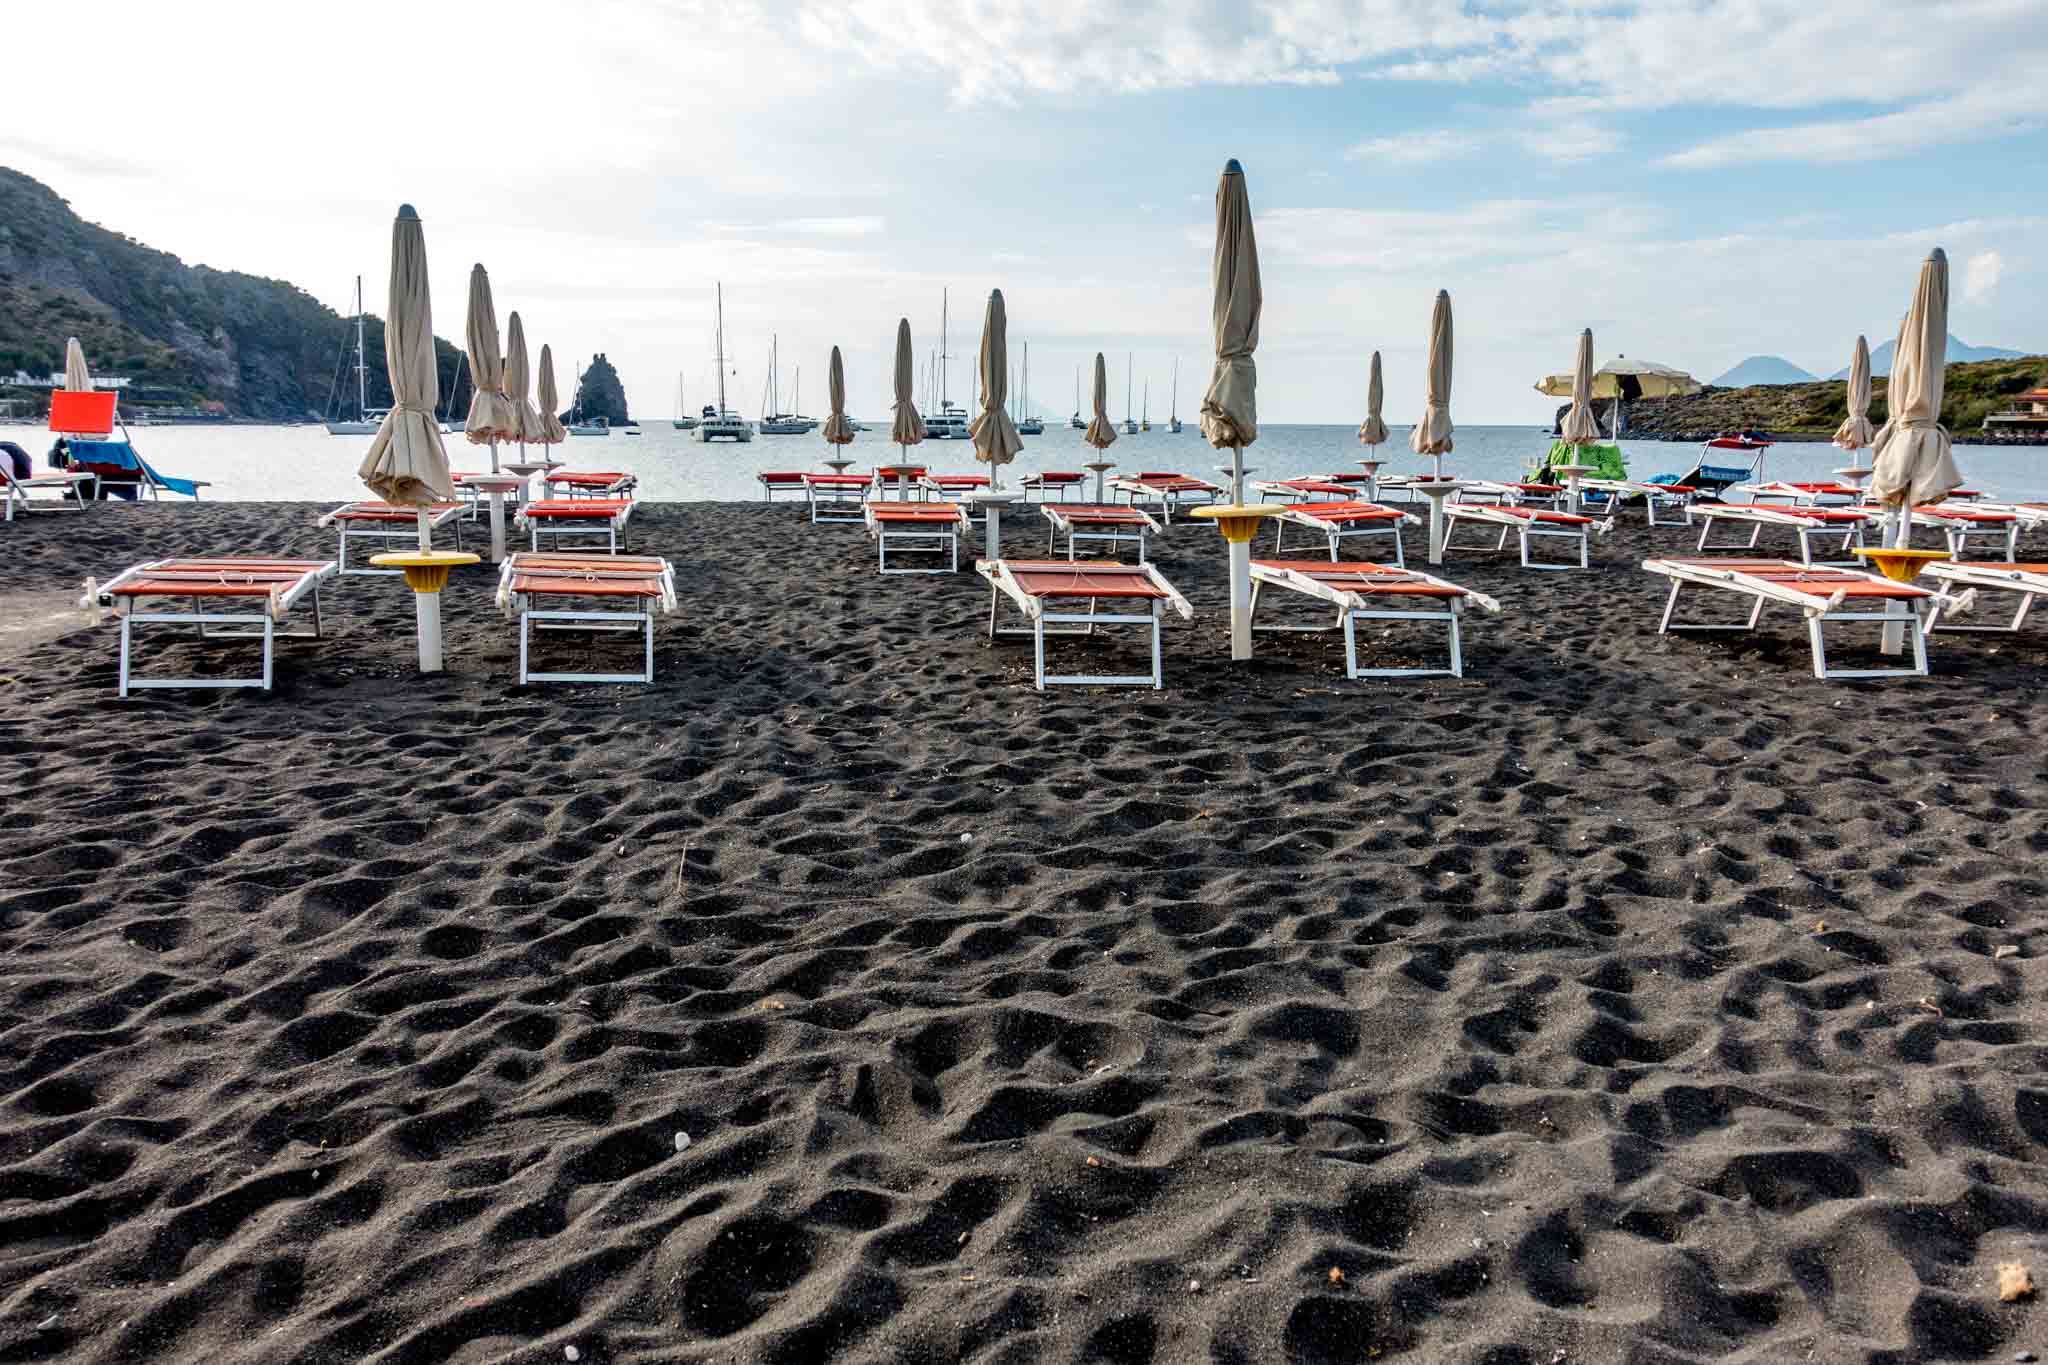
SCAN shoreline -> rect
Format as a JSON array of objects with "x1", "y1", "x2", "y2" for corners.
[{"x1": 3, "y1": 499, "x2": 2046, "y2": 1363}]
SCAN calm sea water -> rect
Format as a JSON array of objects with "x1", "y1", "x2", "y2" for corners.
[{"x1": 25, "y1": 422, "x2": 2048, "y2": 503}]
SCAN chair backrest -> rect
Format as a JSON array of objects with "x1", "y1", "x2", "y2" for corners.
[{"x1": 49, "y1": 391, "x2": 119, "y2": 436}]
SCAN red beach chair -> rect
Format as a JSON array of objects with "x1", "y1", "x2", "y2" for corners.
[
  {"x1": 865, "y1": 501, "x2": 971, "y2": 573},
  {"x1": 1040, "y1": 504, "x2": 1163, "y2": 563},
  {"x1": 1907, "y1": 505, "x2": 2019, "y2": 559},
  {"x1": 801, "y1": 472, "x2": 871, "y2": 524},
  {"x1": 317, "y1": 500, "x2": 467, "y2": 574},
  {"x1": 1642, "y1": 556, "x2": 1949, "y2": 679},
  {"x1": 1442, "y1": 503, "x2": 1613, "y2": 570},
  {"x1": 1020, "y1": 471, "x2": 1087, "y2": 501},
  {"x1": 976, "y1": 558, "x2": 1193, "y2": 690},
  {"x1": 1268, "y1": 500, "x2": 1417, "y2": 563},
  {"x1": 82, "y1": 557, "x2": 337, "y2": 696},
  {"x1": 515, "y1": 498, "x2": 635, "y2": 553},
  {"x1": 541, "y1": 469, "x2": 637, "y2": 500},
  {"x1": 1249, "y1": 559, "x2": 1501, "y2": 679},
  {"x1": 495, "y1": 552, "x2": 676, "y2": 684},
  {"x1": 756, "y1": 471, "x2": 810, "y2": 501},
  {"x1": 1690, "y1": 503, "x2": 1875, "y2": 566}
]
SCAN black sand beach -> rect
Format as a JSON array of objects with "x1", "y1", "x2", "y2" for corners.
[{"x1": 2, "y1": 499, "x2": 2046, "y2": 1364}]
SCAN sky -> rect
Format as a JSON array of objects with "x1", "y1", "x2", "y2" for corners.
[{"x1": 8, "y1": 0, "x2": 2045, "y2": 424}]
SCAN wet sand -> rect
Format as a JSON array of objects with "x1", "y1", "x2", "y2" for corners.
[{"x1": 1, "y1": 497, "x2": 2045, "y2": 1364}]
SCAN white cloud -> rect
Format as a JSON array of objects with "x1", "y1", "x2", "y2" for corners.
[
  {"x1": 1965, "y1": 249, "x2": 2006, "y2": 304},
  {"x1": 1345, "y1": 130, "x2": 1478, "y2": 166},
  {"x1": 1660, "y1": 87, "x2": 2048, "y2": 169}
]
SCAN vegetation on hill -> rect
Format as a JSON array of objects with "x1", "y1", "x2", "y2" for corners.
[
  {"x1": 1562, "y1": 356, "x2": 2048, "y2": 440},
  {"x1": 0, "y1": 168, "x2": 471, "y2": 420}
]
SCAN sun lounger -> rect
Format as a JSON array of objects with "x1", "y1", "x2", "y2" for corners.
[
  {"x1": 1739, "y1": 480, "x2": 1864, "y2": 507},
  {"x1": 495, "y1": 552, "x2": 676, "y2": 684},
  {"x1": 317, "y1": 500, "x2": 467, "y2": 574},
  {"x1": 81, "y1": 557, "x2": 336, "y2": 696},
  {"x1": 872, "y1": 464, "x2": 928, "y2": 500},
  {"x1": 1249, "y1": 559, "x2": 1501, "y2": 679},
  {"x1": 866, "y1": 500, "x2": 971, "y2": 573},
  {"x1": 921, "y1": 473, "x2": 990, "y2": 501},
  {"x1": 1021, "y1": 471, "x2": 1088, "y2": 501},
  {"x1": 48, "y1": 392, "x2": 208, "y2": 500},
  {"x1": 1250, "y1": 478, "x2": 1363, "y2": 503},
  {"x1": 1576, "y1": 477, "x2": 1696, "y2": 526},
  {"x1": 3, "y1": 466, "x2": 96, "y2": 520},
  {"x1": 1041, "y1": 504, "x2": 1164, "y2": 563},
  {"x1": 541, "y1": 469, "x2": 637, "y2": 500},
  {"x1": 515, "y1": 498, "x2": 635, "y2": 553},
  {"x1": 1442, "y1": 503, "x2": 1612, "y2": 570},
  {"x1": 1921, "y1": 560, "x2": 2044, "y2": 633},
  {"x1": 1642, "y1": 556, "x2": 1947, "y2": 679},
  {"x1": 1975, "y1": 502, "x2": 2048, "y2": 531},
  {"x1": 1906, "y1": 505, "x2": 2019, "y2": 559},
  {"x1": 1452, "y1": 480, "x2": 1564, "y2": 508},
  {"x1": 757, "y1": 471, "x2": 811, "y2": 502},
  {"x1": 1110, "y1": 471, "x2": 1223, "y2": 522},
  {"x1": 802, "y1": 472, "x2": 871, "y2": 524},
  {"x1": 976, "y1": 558, "x2": 1193, "y2": 690},
  {"x1": 1268, "y1": 500, "x2": 1417, "y2": 563},
  {"x1": 1690, "y1": 503, "x2": 1875, "y2": 565}
]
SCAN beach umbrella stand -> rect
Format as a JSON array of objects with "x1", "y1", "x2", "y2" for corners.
[
  {"x1": 1082, "y1": 351, "x2": 1120, "y2": 501},
  {"x1": 1833, "y1": 334, "x2": 1876, "y2": 487},
  {"x1": 969, "y1": 290, "x2": 1025, "y2": 554},
  {"x1": 359, "y1": 204, "x2": 479, "y2": 672},
  {"x1": 888, "y1": 319, "x2": 927, "y2": 502},
  {"x1": 1187, "y1": 160, "x2": 1282, "y2": 661},
  {"x1": 1407, "y1": 290, "x2": 1462, "y2": 565},
  {"x1": 1355, "y1": 349, "x2": 1390, "y2": 499},
  {"x1": 822, "y1": 344, "x2": 858, "y2": 475}
]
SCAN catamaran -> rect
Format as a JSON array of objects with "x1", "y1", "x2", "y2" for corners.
[
  {"x1": 323, "y1": 276, "x2": 387, "y2": 435},
  {"x1": 1168, "y1": 357, "x2": 1182, "y2": 434},
  {"x1": 672, "y1": 372, "x2": 697, "y2": 429},
  {"x1": 925, "y1": 288, "x2": 972, "y2": 438},
  {"x1": 695, "y1": 283, "x2": 753, "y2": 442}
]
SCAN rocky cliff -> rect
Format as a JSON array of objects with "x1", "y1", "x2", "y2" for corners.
[
  {"x1": 0, "y1": 168, "x2": 470, "y2": 421},
  {"x1": 571, "y1": 353, "x2": 630, "y2": 424}
]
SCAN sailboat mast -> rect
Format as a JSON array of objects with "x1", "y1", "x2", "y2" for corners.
[
  {"x1": 1126, "y1": 353, "x2": 1133, "y2": 420},
  {"x1": 714, "y1": 284, "x2": 728, "y2": 414},
  {"x1": 1023, "y1": 341, "x2": 1030, "y2": 421},
  {"x1": 354, "y1": 275, "x2": 367, "y2": 419},
  {"x1": 940, "y1": 289, "x2": 950, "y2": 409},
  {"x1": 1171, "y1": 357, "x2": 1178, "y2": 417}
]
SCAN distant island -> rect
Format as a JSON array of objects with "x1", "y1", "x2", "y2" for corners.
[
  {"x1": 0, "y1": 169, "x2": 622, "y2": 425},
  {"x1": 1709, "y1": 356, "x2": 1817, "y2": 387},
  {"x1": 1561, "y1": 354, "x2": 2048, "y2": 443}
]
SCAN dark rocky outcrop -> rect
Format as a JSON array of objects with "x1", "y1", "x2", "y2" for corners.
[{"x1": 570, "y1": 353, "x2": 630, "y2": 424}]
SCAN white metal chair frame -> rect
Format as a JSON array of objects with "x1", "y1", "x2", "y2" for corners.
[
  {"x1": 86, "y1": 560, "x2": 336, "y2": 697},
  {"x1": 977, "y1": 559, "x2": 1193, "y2": 691},
  {"x1": 1443, "y1": 504, "x2": 1611, "y2": 571},
  {"x1": 1690, "y1": 505, "x2": 1871, "y2": 566},
  {"x1": 1644, "y1": 557, "x2": 1945, "y2": 681},
  {"x1": 1248, "y1": 562, "x2": 1500, "y2": 680},
  {"x1": 496, "y1": 556, "x2": 677, "y2": 685},
  {"x1": 1041, "y1": 505, "x2": 1162, "y2": 564}
]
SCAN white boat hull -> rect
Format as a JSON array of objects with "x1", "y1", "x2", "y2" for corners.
[{"x1": 325, "y1": 420, "x2": 377, "y2": 436}]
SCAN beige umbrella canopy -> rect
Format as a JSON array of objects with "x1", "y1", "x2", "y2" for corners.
[
  {"x1": 1084, "y1": 352, "x2": 1118, "y2": 450},
  {"x1": 889, "y1": 319, "x2": 926, "y2": 447},
  {"x1": 823, "y1": 345, "x2": 856, "y2": 445},
  {"x1": 64, "y1": 337, "x2": 92, "y2": 391},
  {"x1": 503, "y1": 312, "x2": 545, "y2": 446},
  {"x1": 1357, "y1": 351, "x2": 1389, "y2": 446},
  {"x1": 1834, "y1": 334, "x2": 1876, "y2": 454},
  {"x1": 463, "y1": 264, "x2": 515, "y2": 445},
  {"x1": 536, "y1": 344, "x2": 569, "y2": 445},
  {"x1": 1411, "y1": 290, "x2": 1454, "y2": 460},
  {"x1": 1561, "y1": 328, "x2": 1600, "y2": 446},
  {"x1": 970, "y1": 290, "x2": 1023, "y2": 482},
  {"x1": 1871, "y1": 248, "x2": 1962, "y2": 508},
  {"x1": 357, "y1": 204, "x2": 454, "y2": 510},
  {"x1": 1199, "y1": 158, "x2": 1261, "y2": 468}
]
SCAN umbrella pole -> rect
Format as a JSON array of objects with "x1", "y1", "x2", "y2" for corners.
[
  {"x1": 1228, "y1": 443, "x2": 1252, "y2": 660},
  {"x1": 1882, "y1": 503, "x2": 1910, "y2": 654},
  {"x1": 490, "y1": 437, "x2": 500, "y2": 475}
]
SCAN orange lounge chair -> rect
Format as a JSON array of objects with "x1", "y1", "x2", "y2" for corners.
[
  {"x1": 801, "y1": 472, "x2": 871, "y2": 524},
  {"x1": 1643, "y1": 556, "x2": 1950, "y2": 680},
  {"x1": 1040, "y1": 504, "x2": 1163, "y2": 563},
  {"x1": 1250, "y1": 478, "x2": 1364, "y2": 503},
  {"x1": 921, "y1": 473, "x2": 990, "y2": 500},
  {"x1": 756, "y1": 471, "x2": 810, "y2": 501},
  {"x1": 1923, "y1": 560, "x2": 2048, "y2": 634},
  {"x1": 1576, "y1": 477, "x2": 1696, "y2": 526},
  {"x1": 317, "y1": 500, "x2": 467, "y2": 573},
  {"x1": 1268, "y1": 500, "x2": 1417, "y2": 563},
  {"x1": 1690, "y1": 502, "x2": 1875, "y2": 565},
  {"x1": 976, "y1": 558, "x2": 1193, "y2": 690},
  {"x1": 496, "y1": 552, "x2": 676, "y2": 684},
  {"x1": 1020, "y1": 471, "x2": 1087, "y2": 501},
  {"x1": 1109, "y1": 471, "x2": 1223, "y2": 522},
  {"x1": 1739, "y1": 480, "x2": 1865, "y2": 507},
  {"x1": 1249, "y1": 559, "x2": 1501, "y2": 679},
  {"x1": 515, "y1": 498, "x2": 635, "y2": 553},
  {"x1": 865, "y1": 500, "x2": 971, "y2": 573},
  {"x1": 1442, "y1": 503, "x2": 1612, "y2": 570},
  {"x1": 82, "y1": 557, "x2": 337, "y2": 696},
  {"x1": 541, "y1": 469, "x2": 637, "y2": 500},
  {"x1": 1906, "y1": 505, "x2": 2019, "y2": 559}
]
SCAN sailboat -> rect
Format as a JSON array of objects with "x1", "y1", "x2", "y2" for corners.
[
  {"x1": 1070, "y1": 366, "x2": 1084, "y2": 429},
  {"x1": 1141, "y1": 379, "x2": 1151, "y2": 432},
  {"x1": 1168, "y1": 357, "x2": 1183, "y2": 434},
  {"x1": 565, "y1": 366, "x2": 610, "y2": 435},
  {"x1": 760, "y1": 335, "x2": 806, "y2": 434},
  {"x1": 323, "y1": 276, "x2": 386, "y2": 435},
  {"x1": 1017, "y1": 340, "x2": 1043, "y2": 435},
  {"x1": 927, "y1": 289, "x2": 972, "y2": 438},
  {"x1": 695, "y1": 283, "x2": 753, "y2": 442},
  {"x1": 1122, "y1": 354, "x2": 1137, "y2": 435},
  {"x1": 672, "y1": 372, "x2": 698, "y2": 429}
]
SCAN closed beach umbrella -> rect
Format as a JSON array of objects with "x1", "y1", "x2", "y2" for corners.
[
  {"x1": 1561, "y1": 328, "x2": 1600, "y2": 446},
  {"x1": 1411, "y1": 290, "x2": 1454, "y2": 475},
  {"x1": 503, "y1": 312, "x2": 543, "y2": 449},
  {"x1": 536, "y1": 344, "x2": 568, "y2": 446},
  {"x1": 970, "y1": 290, "x2": 1023, "y2": 486},
  {"x1": 64, "y1": 337, "x2": 92, "y2": 391},
  {"x1": 357, "y1": 204, "x2": 454, "y2": 521},
  {"x1": 1357, "y1": 350, "x2": 1389, "y2": 446},
  {"x1": 1200, "y1": 158, "x2": 1261, "y2": 497},
  {"x1": 823, "y1": 345, "x2": 856, "y2": 446},
  {"x1": 890, "y1": 319, "x2": 926, "y2": 448},
  {"x1": 1084, "y1": 352, "x2": 1117, "y2": 450},
  {"x1": 463, "y1": 264, "x2": 514, "y2": 455},
  {"x1": 1870, "y1": 250, "x2": 1961, "y2": 510},
  {"x1": 1834, "y1": 334, "x2": 1875, "y2": 458}
]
